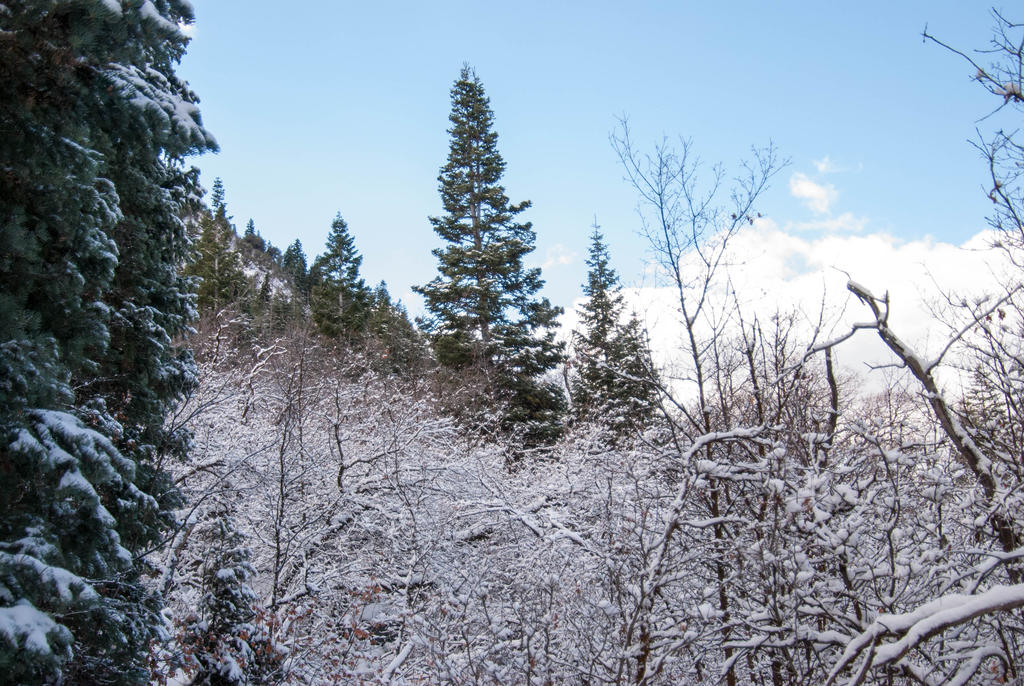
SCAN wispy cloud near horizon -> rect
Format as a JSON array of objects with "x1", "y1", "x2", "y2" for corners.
[
  {"x1": 786, "y1": 211, "x2": 867, "y2": 234},
  {"x1": 813, "y1": 156, "x2": 838, "y2": 173},
  {"x1": 561, "y1": 223, "x2": 1011, "y2": 395},
  {"x1": 541, "y1": 243, "x2": 577, "y2": 270},
  {"x1": 789, "y1": 172, "x2": 838, "y2": 214}
]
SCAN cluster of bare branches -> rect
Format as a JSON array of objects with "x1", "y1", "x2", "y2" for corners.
[{"x1": 143, "y1": 11, "x2": 1024, "y2": 686}]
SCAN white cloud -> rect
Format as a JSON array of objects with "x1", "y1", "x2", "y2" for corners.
[
  {"x1": 789, "y1": 172, "x2": 838, "y2": 214},
  {"x1": 813, "y1": 156, "x2": 840, "y2": 174},
  {"x1": 786, "y1": 211, "x2": 867, "y2": 234},
  {"x1": 811, "y1": 156, "x2": 851, "y2": 176},
  {"x1": 541, "y1": 243, "x2": 577, "y2": 270},
  {"x1": 564, "y1": 223, "x2": 1013, "y2": 398},
  {"x1": 812, "y1": 156, "x2": 863, "y2": 175}
]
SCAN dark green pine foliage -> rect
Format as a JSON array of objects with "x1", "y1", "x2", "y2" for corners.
[
  {"x1": 571, "y1": 228, "x2": 659, "y2": 438},
  {"x1": 415, "y1": 66, "x2": 565, "y2": 446},
  {"x1": 310, "y1": 213, "x2": 370, "y2": 339},
  {"x1": 281, "y1": 239, "x2": 309, "y2": 298},
  {"x1": 264, "y1": 239, "x2": 307, "y2": 333},
  {"x1": 187, "y1": 209, "x2": 246, "y2": 312},
  {"x1": 180, "y1": 509, "x2": 282, "y2": 685},
  {"x1": 0, "y1": 1, "x2": 215, "y2": 683},
  {"x1": 240, "y1": 218, "x2": 266, "y2": 253},
  {"x1": 264, "y1": 243, "x2": 282, "y2": 266},
  {"x1": 366, "y1": 281, "x2": 427, "y2": 373},
  {"x1": 209, "y1": 177, "x2": 227, "y2": 216}
]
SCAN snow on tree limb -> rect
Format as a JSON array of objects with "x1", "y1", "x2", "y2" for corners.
[
  {"x1": 846, "y1": 279, "x2": 1021, "y2": 557},
  {"x1": 826, "y1": 584, "x2": 1024, "y2": 684}
]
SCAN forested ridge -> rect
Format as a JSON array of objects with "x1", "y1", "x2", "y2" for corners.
[{"x1": 2, "y1": 3, "x2": 1024, "y2": 685}]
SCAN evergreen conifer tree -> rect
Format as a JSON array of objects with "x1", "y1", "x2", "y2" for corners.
[
  {"x1": 366, "y1": 281, "x2": 426, "y2": 373},
  {"x1": 415, "y1": 66, "x2": 565, "y2": 446},
  {"x1": 310, "y1": 213, "x2": 370, "y2": 339},
  {"x1": 187, "y1": 210, "x2": 246, "y2": 312},
  {"x1": 179, "y1": 509, "x2": 281, "y2": 685},
  {"x1": 265, "y1": 243, "x2": 282, "y2": 267},
  {"x1": 571, "y1": 227, "x2": 658, "y2": 438},
  {"x1": 241, "y1": 218, "x2": 265, "y2": 253},
  {"x1": 281, "y1": 239, "x2": 309, "y2": 298},
  {"x1": 0, "y1": 2, "x2": 215, "y2": 682},
  {"x1": 258, "y1": 274, "x2": 272, "y2": 306},
  {"x1": 210, "y1": 178, "x2": 227, "y2": 218}
]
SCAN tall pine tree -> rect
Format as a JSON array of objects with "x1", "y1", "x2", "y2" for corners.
[
  {"x1": 309, "y1": 213, "x2": 370, "y2": 339},
  {"x1": 0, "y1": 2, "x2": 215, "y2": 682},
  {"x1": 415, "y1": 66, "x2": 565, "y2": 446},
  {"x1": 187, "y1": 209, "x2": 246, "y2": 313},
  {"x1": 281, "y1": 239, "x2": 309, "y2": 298},
  {"x1": 571, "y1": 227, "x2": 659, "y2": 438}
]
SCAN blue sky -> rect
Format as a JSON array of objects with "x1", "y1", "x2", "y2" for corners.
[{"x1": 179, "y1": 2, "x2": 1005, "y2": 315}]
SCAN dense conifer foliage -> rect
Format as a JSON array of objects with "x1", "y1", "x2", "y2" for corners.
[
  {"x1": 570, "y1": 227, "x2": 658, "y2": 437},
  {"x1": 310, "y1": 213, "x2": 371, "y2": 339},
  {"x1": 0, "y1": 1, "x2": 215, "y2": 682},
  {"x1": 365, "y1": 281, "x2": 429, "y2": 373},
  {"x1": 176, "y1": 506, "x2": 283, "y2": 685},
  {"x1": 281, "y1": 240, "x2": 310, "y2": 298},
  {"x1": 187, "y1": 207, "x2": 246, "y2": 312},
  {"x1": 415, "y1": 66, "x2": 565, "y2": 446}
]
